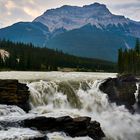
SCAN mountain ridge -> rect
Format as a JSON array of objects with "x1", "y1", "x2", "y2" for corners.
[
  {"x1": 0, "y1": 2, "x2": 140, "y2": 61},
  {"x1": 33, "y1": 2, "x2": 140, "y2": 38}
]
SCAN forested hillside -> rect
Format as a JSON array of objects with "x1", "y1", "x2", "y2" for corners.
[
  {"x1": 118, "y1": 39, "x2": 140, "y2": 75},
  {"x1": 0, "y1": 40, "x2": 116, "y2": 72}
]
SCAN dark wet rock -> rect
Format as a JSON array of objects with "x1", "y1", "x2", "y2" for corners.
[
  {"x1": 0, "y1": 80, "x2": 30, "y2": 112},
  {"x1": 99, "y1": 75, "x2": 137, "y2": 112},
  {"x1": 138, "y1": 94, "x2": 140, "y2": 106},
  {"x1": 23, "y1": 116, "x2": 105, "y2": 140},
  {"x1": 29, "y1": 136, "x2": 48, "y2": 140},
  {"x1": 118, "y1": 74, "x2": 138, "y2": 82},
  {"x1": 24, "y1": 116, "x2": 57, "y2": 131},
  {"x1": 138, "y1": 84, "x2": 140, "y2": 106}
]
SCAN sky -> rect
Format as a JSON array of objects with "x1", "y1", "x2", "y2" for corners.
[{"x1": 0, "y1": 0, "x2": 140, "y2": 28}]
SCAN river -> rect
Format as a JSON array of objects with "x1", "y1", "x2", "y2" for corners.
[{"x1": 0, "y1": 72, "x2": 140, "y2": 140}]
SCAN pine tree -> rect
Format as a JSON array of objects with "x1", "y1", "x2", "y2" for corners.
[
  {"x1": 0, "y1": 39, "x2": 116, "y2": 72},
  {"x1": 118, "y1": 48, "x2": 123, "y2": 73},
  {"x1": 118, "y1": 38, "x2": 140, "y2": 75},
  {"x1": 135, "y1": 38, "x2": 140, "y2": 53}
]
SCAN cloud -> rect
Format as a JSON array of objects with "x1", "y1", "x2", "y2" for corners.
[
  {"x1": 0, "y1": 0, "x2": 140, "y2": 28},
  {"x1": 107, "y1": 1, "x2": 140, "y2": 20},
  {"x1": 23, "y1": 7, "x2": 40, "y2": 17},
  {"x1": 0, "y1": 22, "x2": 3, "y2": 28},
  {"x1": 5, "y1": 0, "x2": 16, "y2": 9}
]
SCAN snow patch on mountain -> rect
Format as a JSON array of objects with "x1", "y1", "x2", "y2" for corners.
[{"x1": 124, "y1": 41, "x2": 130, "y2": 49}]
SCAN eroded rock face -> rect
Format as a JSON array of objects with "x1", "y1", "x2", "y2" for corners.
[
  {"x1": 23, "y1": 116, "x2": 105, "y2": 140},
  {"x1": 0, "y1": 80, "x2": 30, "y2": 112},
  {"x1": 99, "y1": 75, "x2": 137, "y2": 112}
]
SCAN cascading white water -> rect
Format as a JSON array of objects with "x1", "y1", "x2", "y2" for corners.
[
  {"x1": 0, "y1": 105, "x2": 25, "y2": 117},
  {"x1": 0, "y1": 128, "x2": 44, "y2": 140},
  {"x1": 28, "y1": 80, "x2": 140, "y2": 140},
  {"x1": 0, "y1": 105, "x2": 44, "y2": 140},
  {"x1": 0, "y1": 72, "x2": 139, "y2": 140}
]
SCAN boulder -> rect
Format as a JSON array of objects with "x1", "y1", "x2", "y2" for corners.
[
  {"x1": 0, "y1": 80, "x2": 30, "y2": 112},
  {"x1": 23, "y1": 116, "x2": 105, "y2": 140},
  {"x1": 99, "y1": 75, "x2": 137, "y2": 112},
  {"x1": 29, "y1": 136, "x2": 47, "y2": 140}
]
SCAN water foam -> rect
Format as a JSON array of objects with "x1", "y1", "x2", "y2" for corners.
[{"x1": 28, "y1": 80, "x2": 140, "y2": 140}]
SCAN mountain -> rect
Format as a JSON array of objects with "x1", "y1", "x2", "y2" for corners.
[
  {"x1": 34, "y1": 3, "x2": 140, "y2": 38},
  {"x1": 46, "y1": 24, "x2": 136, "y2": 61},
  {"x1": 0, "y1": 22, "x2": 50, "y2": 46},
  {"x1": 0, "y1": 3, "x2": 140, "y2": 61}
]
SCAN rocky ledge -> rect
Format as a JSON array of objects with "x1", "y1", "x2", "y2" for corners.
[
  {"x1": 0, "y1": 116, "x2": 105, "y2": 140},
  {"x1": 23, "y1": 116, "x2": 105, "y2": 140},
  {"x1": 99, "y1": 74, "x2": 139, "y2": 113},
  {"x1": 0, "y1": 80, "x2": 30, "y2": 112}
]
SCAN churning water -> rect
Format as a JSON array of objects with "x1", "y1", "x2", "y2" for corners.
[{"x1": 0, "y1": 72, "x2": 140, "y2": 140}]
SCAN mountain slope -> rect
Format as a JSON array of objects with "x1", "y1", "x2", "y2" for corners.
[
  {"x1": 0, "y1": 3, "x2": 140, "y2": 61},
  {"x1": 0, "y1": 22, "x2": 50, "y2": 46},
  {"x1": 46, "y1": 24, "x2": 136, "y2": 61}
]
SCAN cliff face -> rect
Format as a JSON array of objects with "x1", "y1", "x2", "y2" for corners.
[
  {"x1": 99, "y1": 75, "x2": 138, "y2": 113},
  {"x1": 0, "y1": 80, "x2": 30, "y2": 112}
]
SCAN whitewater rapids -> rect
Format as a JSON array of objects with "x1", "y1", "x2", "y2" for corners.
[{"x1": 0, "y1": 72, "x2": 140, "y2": 140}]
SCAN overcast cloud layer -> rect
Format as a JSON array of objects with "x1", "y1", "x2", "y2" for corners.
[{"x1": 0, "y1": 0, "x2": 140, "y2": 28}]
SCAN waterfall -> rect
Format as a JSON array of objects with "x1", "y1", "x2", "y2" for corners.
[{"x1": 28, "y1": 79, "x2": 140, "y2": 140}]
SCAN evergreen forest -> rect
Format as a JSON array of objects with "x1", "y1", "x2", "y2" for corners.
[
  {"x1": 118, "y1": 39, "x2": 140, "y2": 75},
  {"x1": 0, "y1": 40, "x2": 116, "y2": 72}
]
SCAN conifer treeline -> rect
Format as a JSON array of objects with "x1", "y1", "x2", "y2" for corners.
[
  {"x1": 0, "y1": 40, "x2": 116, "y2": 72},
  {"x1": 118, "y1": 39, "x2": 140, "y2": 75}
]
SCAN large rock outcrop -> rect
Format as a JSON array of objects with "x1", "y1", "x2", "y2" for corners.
[
  {"x1": 0, "y1": 80, "x2": 30, "y2": 112},
  {"x1": 23, "y1": 116, "x2": 105, "y2": 140},
  {"x1": 99, "y1": 75, "x2": 137, "y2": 112}
]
